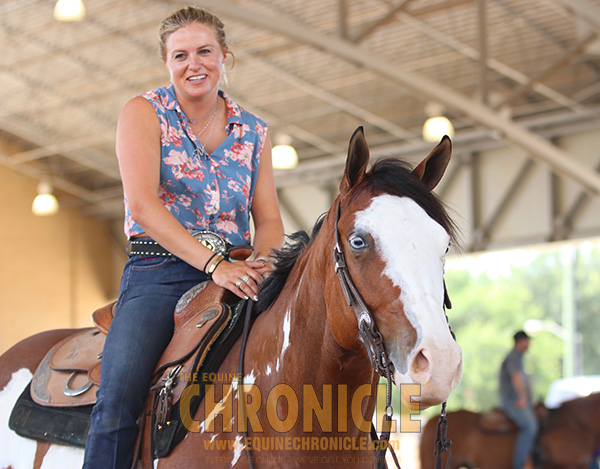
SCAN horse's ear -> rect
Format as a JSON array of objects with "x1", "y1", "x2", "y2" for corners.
[
  {"x1": 340, "y1": 126, "x2": 370, "y2": 194},
  {"x1": 412, "y1": 135, "x2": 452, "y2": 191}
]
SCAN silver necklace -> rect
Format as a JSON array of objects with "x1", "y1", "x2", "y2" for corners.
[
  {"x1": 195, "y1": 101, "x2": 219, "y2": 138},
  {"x1": 186, "y1": 98, "x2": 219, "y2": 124},
  {"x1": 193, "y1": 99, "x2": 219, "y2": 159}
]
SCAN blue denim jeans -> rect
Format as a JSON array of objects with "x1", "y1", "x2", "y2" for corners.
[
  {"x1": 501, "y1": 398, "x2": 539, "y2": 469},
  {"x1": 83, "y1": 254, "x2": 208, "y2": 469}
]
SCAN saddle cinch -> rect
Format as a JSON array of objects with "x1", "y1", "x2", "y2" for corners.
[{"x1": 9, "y1": 246, "x2": 253, "y2": 457}]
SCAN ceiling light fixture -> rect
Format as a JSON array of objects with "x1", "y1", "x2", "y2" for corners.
[
  {"x1": 32, "y1": 181, "x2": 60, "y2": 216},
  {"x1": 54, "y1": 0, "x2": 86, "y2": 22},
  {"x1": 272, "y1": 133, "x2": 298, "y2": 170},
  {"x1": 422, "y1": 102, "x2": 455, "y2": 142}
]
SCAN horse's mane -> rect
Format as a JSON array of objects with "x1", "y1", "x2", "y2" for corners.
[
  {"x1": 255, "y1": 157, "x2": 458, "y2": 313},
  {"x1": 255, "y1": 215, "x2": 325, "y2": 313}
]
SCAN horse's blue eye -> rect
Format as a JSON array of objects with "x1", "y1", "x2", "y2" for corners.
[{"x1": 349, "y1": 235, "x2": 367, "y2": 250}]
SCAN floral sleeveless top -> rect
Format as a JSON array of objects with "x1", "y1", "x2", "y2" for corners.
[{"x1": 124, "y1": 86, "x2": 267, "y2": 247}]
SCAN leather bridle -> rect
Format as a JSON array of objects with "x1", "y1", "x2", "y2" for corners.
[
  {"x1": 333, "y1": 199, "x2": 399, "y2": 468},
  {"x1": 334, "y1": 201, "x2": 395, "y2": 380},
  {"x1": 238, "y1": 199, "x2": 453, "y2": 469},
  {"x1": 333, "y1": 199, "x2": 453, "y2": 469}
]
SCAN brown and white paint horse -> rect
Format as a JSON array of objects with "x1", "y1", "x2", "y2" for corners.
[
  {"x1": 0, "y1": 127, "x2": 462, "y2": 468},
  {"x1": 539, "y1": 393, "x2": 600, "y2": 469},
  {"x1": 419, "y1": 394, "x2": 600, "y2": 469}
]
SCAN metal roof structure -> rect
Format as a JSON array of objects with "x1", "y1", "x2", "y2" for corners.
[{"x1": 2, "y1": 0, "x2": 600, "y2": 251}]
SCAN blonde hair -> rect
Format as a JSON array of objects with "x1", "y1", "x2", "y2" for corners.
[{"x1": 158, "y1": 6, "x2": 227, "y2": 62}]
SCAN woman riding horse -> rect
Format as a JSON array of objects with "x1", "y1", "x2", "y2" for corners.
[
  {"x1": 1, "y1": 127, "x2": 463, "y2": 467},
  {"x1": 83, "y1": 6, "x2": 284, "y2": 468}
]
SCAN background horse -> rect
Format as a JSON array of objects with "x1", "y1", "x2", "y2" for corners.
[
  {"x1": 538, "y1": 393, "x2": 600, "y2": 469},
  {"x1": 420, "y1": 394, "x2": 600, "y2": 469},
  {"x1": 0, "y1": 127, "x2": 462, "y2": 468},
  {"x1": 419, "y1": 408, "x2": 526, "y2": 469}
]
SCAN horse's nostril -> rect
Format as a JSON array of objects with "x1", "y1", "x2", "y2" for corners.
[{"x1": 413, "y1": 349, "x2": 430, "y2": 374}]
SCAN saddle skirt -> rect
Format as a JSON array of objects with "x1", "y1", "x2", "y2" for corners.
[
  {"x1": 10, "y1": 279, "x2": 247, "y2": 455},
  {"x1": 31, "y1": 328, "x2": 104, "y2": 407},
  {"x1": 29, "y1": 280, "x2": 236, "y2": 409}
]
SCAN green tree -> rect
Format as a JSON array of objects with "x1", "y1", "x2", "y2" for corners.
[
  {"x1": 399, "y1": 242, "x2": 600, "y2": 422},
  {"x1": 575, "y1": 244, "x2": 600, "y2": 375},
  {"x1": 442, "y1": 247, "x2": 573, "y2": 412}
]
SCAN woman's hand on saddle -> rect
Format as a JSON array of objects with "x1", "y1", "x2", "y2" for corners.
[{"x1": 211, "y1": 260, "x2": 265, "y2": 301}]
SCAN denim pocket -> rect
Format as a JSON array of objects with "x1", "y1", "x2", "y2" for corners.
[{"x1": 130, "y1": 255, "x2": 173, "y2": 271}]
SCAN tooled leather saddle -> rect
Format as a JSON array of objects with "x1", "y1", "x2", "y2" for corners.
[
  {"x1": 9, "y1": 277, "x2": 250, "y2": 457},
  {"x1": 478, "y1": 407, "x2": 520, "y2": 433}
]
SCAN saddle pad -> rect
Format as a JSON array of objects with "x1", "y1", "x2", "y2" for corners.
[{"x1": 9, "y1": 382, "x2": 92, "y2": 448}]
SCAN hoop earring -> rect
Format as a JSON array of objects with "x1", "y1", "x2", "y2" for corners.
[{"x1": 221, "y1": 64, "x2": 229, "y2": 87}]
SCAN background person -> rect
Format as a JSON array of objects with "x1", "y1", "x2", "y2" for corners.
[
  {"x1": 499, "y1": 330, "x2": 538, "y2": 469},
  {"x1": 83, "y1": 6, "x2": 284, "y2": 468}
]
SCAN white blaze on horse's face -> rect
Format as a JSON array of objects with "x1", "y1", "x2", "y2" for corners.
[{"x1": 353, "y1": 194, "x2": 462, "y2": 408}]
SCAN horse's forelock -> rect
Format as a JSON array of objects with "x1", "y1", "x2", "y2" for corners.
[{"x1": 361, "y1": 158, "x2": 459, "y2": 246}]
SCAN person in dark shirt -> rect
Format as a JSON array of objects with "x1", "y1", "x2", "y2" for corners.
[{"x1": 499, "y1": 330, "x2": 538, "y2": 469}]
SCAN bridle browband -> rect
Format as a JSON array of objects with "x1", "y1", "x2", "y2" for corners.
[{"x1": 333, "y1": 199, "x2": 453, "y2": 469}]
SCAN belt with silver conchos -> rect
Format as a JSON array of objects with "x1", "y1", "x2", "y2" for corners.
[{"x1": 127, "y1": 230, "x2": 230, "y2": 257}]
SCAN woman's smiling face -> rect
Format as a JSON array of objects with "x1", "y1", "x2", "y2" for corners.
[{"x1": 164, "y1": 22, "x2": 227, "y2": 101}]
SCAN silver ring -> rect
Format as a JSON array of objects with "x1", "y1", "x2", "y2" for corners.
[
  {"x1": 235, "y1": 279, "x2": 243, "y2": 288},
  {"x1": 241, "y1": 275, "x2": 250, "y2": 283}
]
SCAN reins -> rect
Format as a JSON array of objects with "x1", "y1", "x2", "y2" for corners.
[
  {"x1": 238, "y1": 298, "x2": 255, "y2": 469},
  {"x1": 434, "y1": 401, "x2": 452, "y2": 469}
]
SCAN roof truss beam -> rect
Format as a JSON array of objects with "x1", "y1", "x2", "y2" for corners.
[
  {"x1": 0, "y1": 118, "x2": 120, "y2": 180},
  {"x1": 550, "y1": 157, "x2": 600, "y2": 241},
  {"x1": 471, "y1": 158, "x2": 537, "y2": 252},
  {"x1": 238, "y1": 50, "x2": 416, "y2": 141},
  {"x1": 477, "y1": 0, "x2": 489, "y2": 105},
  {"x1": 338, "y1": 0, "x2": 349, "y2": 39},
  {"x1": 397, "y1": 12, "x2": 586, "y2": 114},
  {"x1": 197, "y1": 0, "x2": 600, "y2": 196},
  {"x1": 495, "y1": 32, "x2": 598, "y2": 111},
  {"x1": 350, "y1": 0, "x2": 414, "y2": 44},
  {"x1": 550, "y1": 0, "x2": 600, "y2": 33}
]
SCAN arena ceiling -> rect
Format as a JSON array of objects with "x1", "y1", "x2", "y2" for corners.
[{"x1": 2, "y1": 0, "x2": 600, "y2": 251}]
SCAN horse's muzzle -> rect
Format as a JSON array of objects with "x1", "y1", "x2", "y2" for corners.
[{"x1": 395, "y1": 339, "x2": 462, "y2": 410}]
